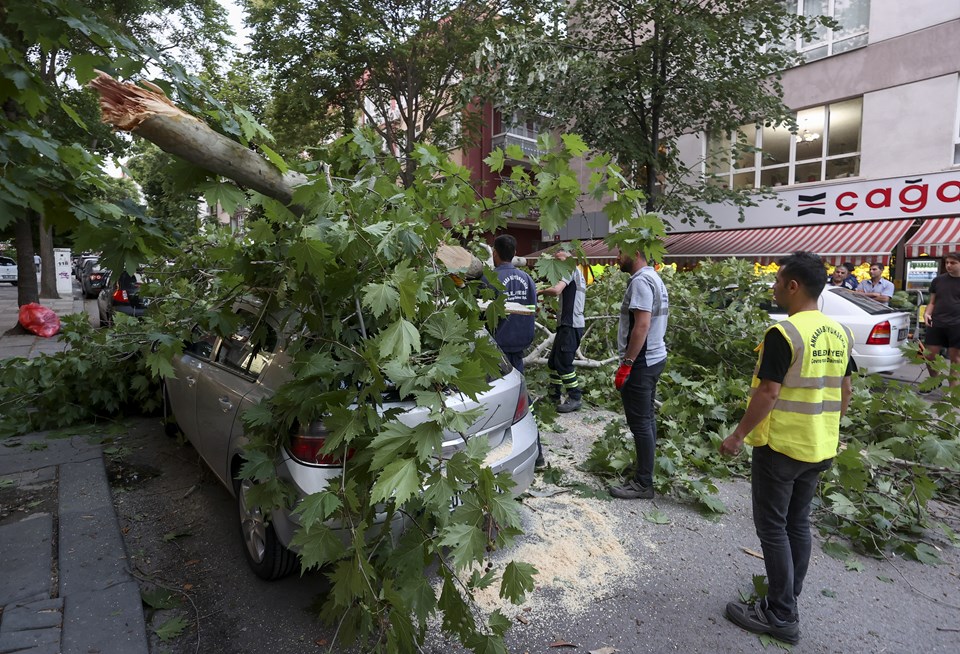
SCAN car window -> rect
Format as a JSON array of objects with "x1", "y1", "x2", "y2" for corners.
[
  {"x1": 185, "y1": 326, "x2": 216, "y2": 360},
  {"x1": 0, "y1": 256, "x2": 14, "y2": 266},
  {"x1": 215, "y1": 311, "x2": 278, "y2": 379},
  {"x1": 828, "y1": 288, "x2": 898, "y2": 315}
]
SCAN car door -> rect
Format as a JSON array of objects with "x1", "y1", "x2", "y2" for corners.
[{"x1": 194, "y1": 310, "x2": 279, "y2": 486}]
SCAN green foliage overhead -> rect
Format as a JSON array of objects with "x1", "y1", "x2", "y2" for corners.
[{"x1": 468, "y1": 0, "x2": 834, "y2": 223}]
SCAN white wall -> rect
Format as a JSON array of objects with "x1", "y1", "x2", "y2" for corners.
[
  {"x1": 869, "y1": 0, "x2": 960, "y2": 43},
  {"x1": 860, "y1": 74, "x2": 959, "y2": 179}
]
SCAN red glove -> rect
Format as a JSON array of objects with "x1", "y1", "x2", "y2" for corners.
[{"x1": 614, "y1": 363, "x2": 632, "y2": 390}]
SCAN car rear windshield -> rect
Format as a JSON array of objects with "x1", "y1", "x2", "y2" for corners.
[{"x1": 828, "y1": 288, "x2": 899, "y2": 315}]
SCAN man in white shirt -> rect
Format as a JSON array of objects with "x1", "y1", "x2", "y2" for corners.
[{"x1": 856, "y1": 262, "x2": 895, "y2": 304}]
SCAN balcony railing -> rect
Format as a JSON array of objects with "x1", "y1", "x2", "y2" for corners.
[{"x1": 490, "y1": 127, "x2": 549, "y2": 159}]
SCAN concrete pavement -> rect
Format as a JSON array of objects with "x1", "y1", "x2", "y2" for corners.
[{"x1": 0, "y1": 281, "x2": 148, "y2": 654}]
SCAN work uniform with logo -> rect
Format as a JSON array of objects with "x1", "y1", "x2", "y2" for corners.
[
  {"x1": 493, "y1": 262, "x2": 537, "y2": 373},
  {"x1": 745, "y1": 311, "x2": 855, "y2": 624}
]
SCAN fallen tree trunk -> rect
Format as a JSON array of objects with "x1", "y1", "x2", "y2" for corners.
[{"x1": 89, "y1": 72, "x2": 306, "y2": 208}]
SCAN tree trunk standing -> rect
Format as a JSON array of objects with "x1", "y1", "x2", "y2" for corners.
[
  {"x1": 38, "y1": 216, "x2": 59, "y2": 299},
  {"x1": 14, "y1": 213, "x2": 39, "y2": 307}
]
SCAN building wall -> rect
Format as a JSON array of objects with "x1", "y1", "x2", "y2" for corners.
[
  {"x1": 860, "y1": 74, "x2": 959, "y2": 179},
  {"x1": 869, "y1": 0, "x2": 960, "y2": 43}
]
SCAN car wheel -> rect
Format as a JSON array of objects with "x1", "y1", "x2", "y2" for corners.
[
  {"x1": 162, "y1": 385, "x2": 183, "y2": 439},
  {"x1": 234, "y1": 477, "x2": 298, "y2": 580}
]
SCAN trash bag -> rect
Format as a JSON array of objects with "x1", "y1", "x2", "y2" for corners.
[{"x1": 18, "y1": 303, "x2": 61, "y2": 338}]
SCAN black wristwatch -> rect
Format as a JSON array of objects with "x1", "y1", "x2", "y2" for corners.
[{"x1": 622, "y1": 358, "x2": 634, "y2": 367}]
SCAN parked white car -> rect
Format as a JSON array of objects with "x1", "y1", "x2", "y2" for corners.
[
  {"x1": 0, "y1": 256, "x2": 18, "y2": 285},
  {"x1": 163, "y1": 301, "x2": 540, "y2": 580},
  {"x1": 766, "y1": 286, "x2": 910, "y2": 373}
]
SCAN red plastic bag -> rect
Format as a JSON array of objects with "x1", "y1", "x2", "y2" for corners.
[{"x1": 18, "y1": 303, "x2": 61, "y2": 338}]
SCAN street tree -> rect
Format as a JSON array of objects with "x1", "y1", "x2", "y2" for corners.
[
  {"x1": 469, "y1": 0, "x2": 832, "y2": 224},
  {"x1": 243, "y1": 0, "x2": 538, "y2": 186},
  {"x1": 0, "y1": 0, "x2": 229, "y2": 306}
]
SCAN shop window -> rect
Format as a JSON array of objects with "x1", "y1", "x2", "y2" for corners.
[
  {"x1": 706, "y1": 97, "x2": 862, "y2": 188},
  {"x1": 782, "y1": 0, "x2": 870, "y2": 61}
]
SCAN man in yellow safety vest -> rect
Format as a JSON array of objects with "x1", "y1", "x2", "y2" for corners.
[{"x1": 720, "y1": 251, "x2": 855, "y2": 645}]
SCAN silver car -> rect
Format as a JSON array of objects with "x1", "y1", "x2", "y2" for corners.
[{"x1": 163, "y1": 301, "x2": 539, "y2": 579}]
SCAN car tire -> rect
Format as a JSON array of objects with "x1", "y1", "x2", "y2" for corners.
[
  {"x1": 234, "y1": 477, "x2": 298, "y2": 580},
  {"x1": 162, "y1": 385, "x2": 183, "y2": 439}
]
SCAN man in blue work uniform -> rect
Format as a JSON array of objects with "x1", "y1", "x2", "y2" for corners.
[{"x1": 491, "y1": 234, "x2": 537, "y2": 373}]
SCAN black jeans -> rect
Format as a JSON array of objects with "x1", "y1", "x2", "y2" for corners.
[
  {"x1": 620, "y1": 358, "x2": 665, "y2": 487},
  {"x1": 751, "y1": 445, "x2": 832, "y2": 622}
]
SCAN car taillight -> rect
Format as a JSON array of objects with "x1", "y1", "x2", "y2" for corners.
[
  {"x1": 866, "y1": 321, "x2": 891, "y2": 345},
  {"x1": 288, "y1": 422, "x2": 353, "y2": 466},
  {"x1": 112, "y1": 288, "x2": 129, "y2": 303},
  {"x1": 91, "y1": 273, "x2": 102, "y2": 281},
  {"x1": 512, "y1": 380, "x2": 529, "y2": 424}
]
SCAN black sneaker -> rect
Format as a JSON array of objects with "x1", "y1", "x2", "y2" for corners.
[
  {"x1": 725, "y1": 599, "x2": 800, "y2": 644},
  {"x1": 556, "y1": 398, "x2": 582, "y2": 413},
  {"x1": 609, "y1": 479, "x2": 654, "y2": 499}
]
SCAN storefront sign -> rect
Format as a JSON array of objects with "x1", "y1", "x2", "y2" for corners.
[{"x1": 669, "y1": 170, "x2": 960, "y2": 232}]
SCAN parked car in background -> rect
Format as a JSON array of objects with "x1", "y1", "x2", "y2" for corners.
[
  {"x1": 97, "y1": 271, "x2": 147, "y2": 326},
  {"x1": 80, "y1": 258, "x2": 108, "y2": 298},
  {"x1": 0, "y1": 256, "x2": 17, "y2": 285},
  {"x1": 163, "y1": 301, "x2": 539, "y2": 580},
  {"x1": 764, "y1": 286, "x2": 910, "y2": 373},
  {"x1": 73, "y1": 253, "x2": 98, "y2": 281}
]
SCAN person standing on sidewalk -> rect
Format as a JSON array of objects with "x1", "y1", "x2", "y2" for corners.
[
  {"x1": 720, "y1": 251, "x2": 855, "y2": 645},
  {"x1": 923, "y1": 251, "x2": 960, "y2": 388},
  {"x1": 856, "y1": 262, "x2": 895, "y2": 304},
  {"x1": 491, "y1": 235, "x2": 537, "y2": 373},
  {"x1": 609, "y1": 249, "x2": 669, "y2": 500},
  {"x1": 540, "y1": 250, "x2": 586, "y2": 413}
]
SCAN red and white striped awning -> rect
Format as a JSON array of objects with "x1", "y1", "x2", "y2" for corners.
[
  {"x1": 664, "y1": 220, "x2": 914, "y2": 266},
  {"x1": 524, "y1": 238, "x2": 619, "y2": 265},
  {"x1": 904, "y1": 217, "x2": 960, "y2": 258}
]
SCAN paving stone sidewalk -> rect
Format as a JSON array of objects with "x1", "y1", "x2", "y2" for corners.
[{"x1": 0, "y1": 285, "x2": 149, "y2": 654}]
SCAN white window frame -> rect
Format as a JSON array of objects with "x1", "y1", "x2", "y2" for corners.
[
  {"x1": 784, "y1": 0, "x2": 870, "y2": 61},
  {"x1": 706, "y1": 99, "x2": 862, "y2": 189}
]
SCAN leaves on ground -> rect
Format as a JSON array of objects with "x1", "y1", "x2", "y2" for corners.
[
  {"x1": 643, "y1": 509, "x2": 671, "y2": 524},
  {"x1": 758, "y1": 633, "x2": 793, "y2": 650},
  {"x1": 154, "y1": 615, "x2": 190, "y2": 641},
  {"x1": 141, "y1": 588, "x2": 180, "y2": 609}
]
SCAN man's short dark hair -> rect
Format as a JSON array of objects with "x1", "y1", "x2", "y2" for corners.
[
  {"x1": 779, "y1": 251, "x2": 827, "y2": 299},
  {"x1": 869, "y1": 262, "x2": 883, "y2": 269},
  {"x1": 945, "y1": 252, "x2": 960, "y2": 263},
  {"x1": 842, "y1": 262, "x2": 854, "y2": 272},
  {"x1": 493, "y1": 234, "x2": 517, "y2": 262}
]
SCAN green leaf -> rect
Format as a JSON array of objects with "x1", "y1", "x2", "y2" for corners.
[
  {"x1": 439, "y1": 523, "x2": 487, "y2": 571},
  {"x1": 820, "y1": 589, "x2": 837, "y2": 598},
  {"x1": 361, "y1": 282, "x2": 399, "y2": 319},
  {"x1": 844, "y1": 560, "x2": 864, "y2": 572},
  {"x1": 289, "y1": 239, "x2": 333, "y2": 278},
  {"x1": 499, "y1": 560, "x2": 537, "y2": 604},
  {"x1": 154, "y1": 615, "x2": 189, "y2": 641},
  {"x1": 141, "y1": 588, "x2": 180, "y2": 609},
  {"x1": 369, "y1": 421, "x2": 415, "y2": 470},
  {"x1": 378, "y1": 319, "x2": 422, "y2": 361},
  {"x1": 876, "y1": 575, "x2": 895, "y2": 584},
  {"x1": 758, "y1": 633, "x2": 794, "y2": 650},
  {"x1": 370, "y1": 457, "x2": 420, "y2": 506},
  {"x1": 643, "y1": 509, "x2": 671, "y2": 524},
  {"x1": 292, "y1": 491, "x2": 342, "y2": 528},
  {"x1": 561, "y1": 133, "x2": 589, "y2": 157},
  {"x1": 58, "y1": 101, "x2": 88, "y2": 130},
  {"x1": 504, "y1": 144, "x2": 525, "y2": 161},
  {"x1": 484, "y1": 149, "x2": 505, "y2": 172},
  {"x1": 200, "y1": 181, "x2": 245, "y2": 216},
  {"x1": 162, "y1": 529, "x2": 191, "y2": 542},
  {"x1": 821, "y1": 540, "x2": 852, "y2": 561},
  {"x1": 289, "y1": 523, "x2": 346, "y2": 571},
  {"x1": 258, "y1": 143, "x2": 288, "y2": 173}
]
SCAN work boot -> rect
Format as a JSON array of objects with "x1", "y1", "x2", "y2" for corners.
[
  {"x1": 609, "y1": 479, "x2": 654, "y2": 499},
  {"x1": 725, "y1": 598, "x2": 800, "y2": 644},
  {"x1": 556, "y1": 398, "x2": 581, "y2": 413}
]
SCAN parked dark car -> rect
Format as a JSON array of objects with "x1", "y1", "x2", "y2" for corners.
[
  {"x1": 97, "y1": 271, "x2": 147, "y2": 326},
  {"x1": 80, "y1": 258, "x2": 109, "y2": 299}
]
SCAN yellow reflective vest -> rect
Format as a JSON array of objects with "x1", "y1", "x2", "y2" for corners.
[{"x1": 745, "y1": 310, "x2": 853, "y2": 463}]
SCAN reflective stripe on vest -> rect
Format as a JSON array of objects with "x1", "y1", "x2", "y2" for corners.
[{"x1": 745, "y1": 311, "x2": 852, "y2": 463}]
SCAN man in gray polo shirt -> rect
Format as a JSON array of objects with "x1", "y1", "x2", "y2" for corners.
[{"x1": 610, "y1": 249, "x2": 669, "y2": 499}]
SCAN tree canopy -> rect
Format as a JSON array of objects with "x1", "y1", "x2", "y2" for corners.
[
  {"x1": 469, "y1": 0, "x2": 832, "y2": 225},
  {"x1": 244, "y1": 0, "x2": 538, "y2": 185}
]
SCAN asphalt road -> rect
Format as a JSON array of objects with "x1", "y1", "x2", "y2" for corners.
[{"x1": 107, "y1": 412, "x2": 960, "y2": 654}]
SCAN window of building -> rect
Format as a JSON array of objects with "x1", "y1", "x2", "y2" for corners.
[
  {"x1": 706, "y1": 97, "x2": 862, "y2": 189},
  {"x1": 783, "y1": 0, "x2": 870, "y2": 61},
  {"x1": 954, "y1": 81, "x2": 960, "y2": 165}
]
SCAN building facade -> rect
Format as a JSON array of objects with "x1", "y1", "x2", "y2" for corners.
[{"x1": 665, "y1": 0, "x2": 960, "y2": 291}]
